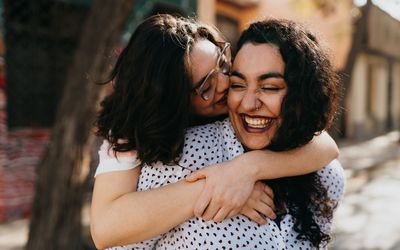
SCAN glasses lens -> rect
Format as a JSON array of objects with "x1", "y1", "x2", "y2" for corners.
[
  {"x1": 220, "y1": 59, "x2": 230, "y2": 75},
  {"x1": 219, "y1": 44, "x2": 231, "y2": 74},
  {"x1": 196, "y1": 43, "x2": 231, "y2": 101},
  {"x1": 221, "y1": 43, "x2": 231, "y2": 61},
  {"x1": 202, "y1": 92, "x2": 210, "y2": 101},
  {"x1": 201, "y1": 71, "x2": 218, "y2": 100},
  {"x1": 218, "y1": 56, "x2": 225, "y2": 68}
]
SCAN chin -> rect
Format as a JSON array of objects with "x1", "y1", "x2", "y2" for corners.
[{"x1": 242, "y1": 140, "x2": 270, "y2": 150}]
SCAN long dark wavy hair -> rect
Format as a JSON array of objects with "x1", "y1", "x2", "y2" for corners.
[
  {"x1": 237, "y1": 19, "x2": 339, "y2": 248},
  {"x1": 96, "y1": 14, "x2": 222, "y2": 166}
]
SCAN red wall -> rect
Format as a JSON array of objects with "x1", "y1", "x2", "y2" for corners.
[{"x1": 0, "y1": 89, "x2": 49, "y2": 222}]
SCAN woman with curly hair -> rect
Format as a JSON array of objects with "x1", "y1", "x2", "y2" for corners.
[
  {"x1": 91, "y1": 15, "x2": 342, "y2": 249},
  {"x1": 226, "y1": 18, "x2": 344, "y2": 247}
]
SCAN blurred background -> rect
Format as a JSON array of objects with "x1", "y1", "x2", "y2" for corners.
[{"x1": 0, "y1": 0, "x2": 399, "y2": 249}]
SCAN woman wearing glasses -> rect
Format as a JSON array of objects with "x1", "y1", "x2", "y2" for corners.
[{"x1": 91, "y1": 14, "x2": 340, "y2": 249}]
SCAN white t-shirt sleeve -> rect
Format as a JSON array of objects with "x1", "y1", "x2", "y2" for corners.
[{"x1": 94, "y1": 140, "x2": 141, "y2": 177}]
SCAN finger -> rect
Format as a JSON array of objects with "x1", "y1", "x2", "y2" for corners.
[
  {"x1": 186, "y1": 170, "x2": 206, "y2": 182},
  {"x1": 194, "y1": 189, "x2": 211, "y2": 217},
  {"x1": 263, "y1": 185, "x2": 274, "y2": 199},
  {"x1": 213, "y1": 207, "x2": 230, "y2": 223},
  {"x1": 254, "y1": 201, "x2": 276, "y2": 220},
  {"x1": 260, "y1": 194, "x2": 276, "y2": 211},
  {"x1": 254, "y1": 181, "x2": 266, "y2": 190},
  {"x1": 201, "y1": 198, "x2": 222, "y2": 221},
  {"x1": 227, "y1": 208, "x2": 241, "y2": 219},
  {"x1": 241, "y1": 208, "x2": 267, "y2": 225}
]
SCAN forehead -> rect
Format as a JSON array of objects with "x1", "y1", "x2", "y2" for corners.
[
  {"x1": 188, "y1": 39, "x2": 219, "y2": 85},
  {"x1": 233, "y1": 43, "x2": 284, "y2": 76},
  {"x1": 189, "y1": 39, "x2": 218, "y2": 66}
]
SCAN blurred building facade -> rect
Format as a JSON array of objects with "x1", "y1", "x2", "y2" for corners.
[{"x1": 345, "y1": 2, "x2": 400, "y2": 139}]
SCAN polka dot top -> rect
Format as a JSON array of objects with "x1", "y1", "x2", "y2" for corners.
[{"x1": 102, "y1": 118, "x2": 345, "y2": 250}]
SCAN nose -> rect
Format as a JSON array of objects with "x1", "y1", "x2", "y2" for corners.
[
  {"x1": 215, "y1": 73, "x2": 229, "y2": 94},
  {"x1": 241, "y1": 89, "x2": 262, "y2": 112}
]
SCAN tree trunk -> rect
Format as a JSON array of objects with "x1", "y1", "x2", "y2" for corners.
[{"x1": 26, "y1": 1, "x2": 134, "y2": 249}]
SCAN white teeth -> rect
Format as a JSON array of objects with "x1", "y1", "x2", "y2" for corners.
[{"x1": 244, "y1": 116, "x2": 270, "y2": 128}]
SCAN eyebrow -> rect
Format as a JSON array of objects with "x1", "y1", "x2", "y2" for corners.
[
  {"x1": 258, "y1": 72, "x2": 284, "y2": 81},
  {"x1": 230, "y1": 71, "x2": 245, "y2": 80},
  {"x1": 230, "y1": 71, "x2": 284, "y2": 82}
]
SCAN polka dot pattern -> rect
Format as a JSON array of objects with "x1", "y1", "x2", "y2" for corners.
[{"x1": 105, "y1": 119, "x2": 345, "y2": 250}]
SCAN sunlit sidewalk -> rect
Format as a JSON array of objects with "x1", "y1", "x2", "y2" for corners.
[
  {"x1": 338, "y1": 131, "x2": 400, "y2": 178},
  {"x1": 331, "y1": 131, "x2": 400, "y2": 250},
  {"x1": 331, "y1": 157, "x2": 400, "y2": 250}
]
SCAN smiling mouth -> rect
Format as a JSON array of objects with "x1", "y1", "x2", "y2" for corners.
[{"x1": 240, "y1": 114, "x2": 276, "y2": 132}]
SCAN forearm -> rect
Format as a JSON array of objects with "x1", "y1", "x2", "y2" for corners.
[
  {"x1": 237, "y1": 131, "x2": 339, "y2": 180},
  {"x1": 91, "y1": 179, "x2": 204, "y2": 248}
]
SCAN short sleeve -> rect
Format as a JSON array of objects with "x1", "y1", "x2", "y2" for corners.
[
  {"x1": 94, "y1": 140, "x2": 141, "y2": 177},
  {"x1": 315, "y1": 159, "x2": 345, "y2": 233},
  {"x1": 318, "y1": 159, "x2": 345, "y2": 204}
]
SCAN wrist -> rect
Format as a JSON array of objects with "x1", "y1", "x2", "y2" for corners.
[{"x1": 235, "y1": 153, "x2": 259, "y2": 182}]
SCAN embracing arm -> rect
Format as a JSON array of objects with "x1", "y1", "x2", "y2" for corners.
[
  {"x1": 91, "y1": 156, "x2": 275, "y2": 249},
  {"x1": 187, "y1": 131, "x2": 338, "y2": 221},
  {"x1": 239, "y1": 131, "x2": 339, "y2": 180},
  {"x1": 91, "y1": 169, "x2": 274, "y2": 248},
  {"x1": 91, "y1": 142, "x2": 206, "y2": 248},
  {"x1": 91, "y1": 168, "x2": 205, "y2": 248}
]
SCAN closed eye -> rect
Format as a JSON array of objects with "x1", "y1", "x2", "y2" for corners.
[
  {"x1": 230, "y1": 82, "x2": 246, "y2": 89},
  {"x1": 261, "y1": 85, "x2": 284, "y2": 91}
]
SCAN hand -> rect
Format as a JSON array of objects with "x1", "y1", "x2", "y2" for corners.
[
  {"x1": 186, "y1": 160, "x2": 256, "y2": 222},
  {"x1": 240, "y1": 181, "x2": 276, "y2": 225}
]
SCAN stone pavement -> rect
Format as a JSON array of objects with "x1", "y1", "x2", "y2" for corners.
[
  {"x1": 338, "y1": 131, "x2": 400, "y2": 182},
  {"x1": 0, "y1": 131, "x2": 399, "y2": 250},
  {"x1": 331, "y1": 131, "x2": 400, "y2": 250},
  {"x1": 331, "y1": 156, "x2": 400, "y2": 250}
]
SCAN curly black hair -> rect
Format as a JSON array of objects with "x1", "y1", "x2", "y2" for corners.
[
  {"x1": 96, "y1": 14, "x2": 223, "y2": 166},
  {"x1": 237, "y1": 19, "x2": 339, "y2": 248}
]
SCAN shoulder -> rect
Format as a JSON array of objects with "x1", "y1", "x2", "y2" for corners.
[
  {"x1": 317, "y1": 159, "x2": 345, "y2": 201},
  {"x1": 179, "y1": 121, "x2": 225, "y2": 169},
  {"x1": 179, "y1": 118, "x2": 240, "y2": 169},
  {"x1": 219, "y1": 118, "x2": 243, "y2": 159},
  {"x1": 317, "y1": 159, "x2": 345, "y2": 183},
  {"x1": 184, "y1": 119, "x2": 227, "y2": 141}
]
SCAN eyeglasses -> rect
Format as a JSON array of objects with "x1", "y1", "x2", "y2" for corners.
[{"x1": 193, "y1": 42, "x2": 231, "y2": 101}]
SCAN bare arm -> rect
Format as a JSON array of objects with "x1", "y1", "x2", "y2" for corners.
[
  {"x1": 187, "y1": 131, "x2": 339, "y2": 221},
  {"x1": 238, "y1": 131, "x2": 339, "y2": 180},
  {"x1": 91, "y1": 168, "x2": 274, "y2": 248},
  {"x1": 91, "y1": 168, "x2": 205, "y2": 248}
]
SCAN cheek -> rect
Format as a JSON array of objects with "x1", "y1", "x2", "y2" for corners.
[
  {"x1": 261, "y1": 94, "x2": 285, "y2": 116},
  {"x1": 191, "y1": 95, "x2": 208, "y2": 114},
  {"x1": 276, "y1": 94, "x2": 286, "y2": 115},
  {"x1": 274, "y1": 96, "x2": 284, "y2": 115},
  {"x1": 227, "y1": 91, "x2": 242, "y2": 111}
]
